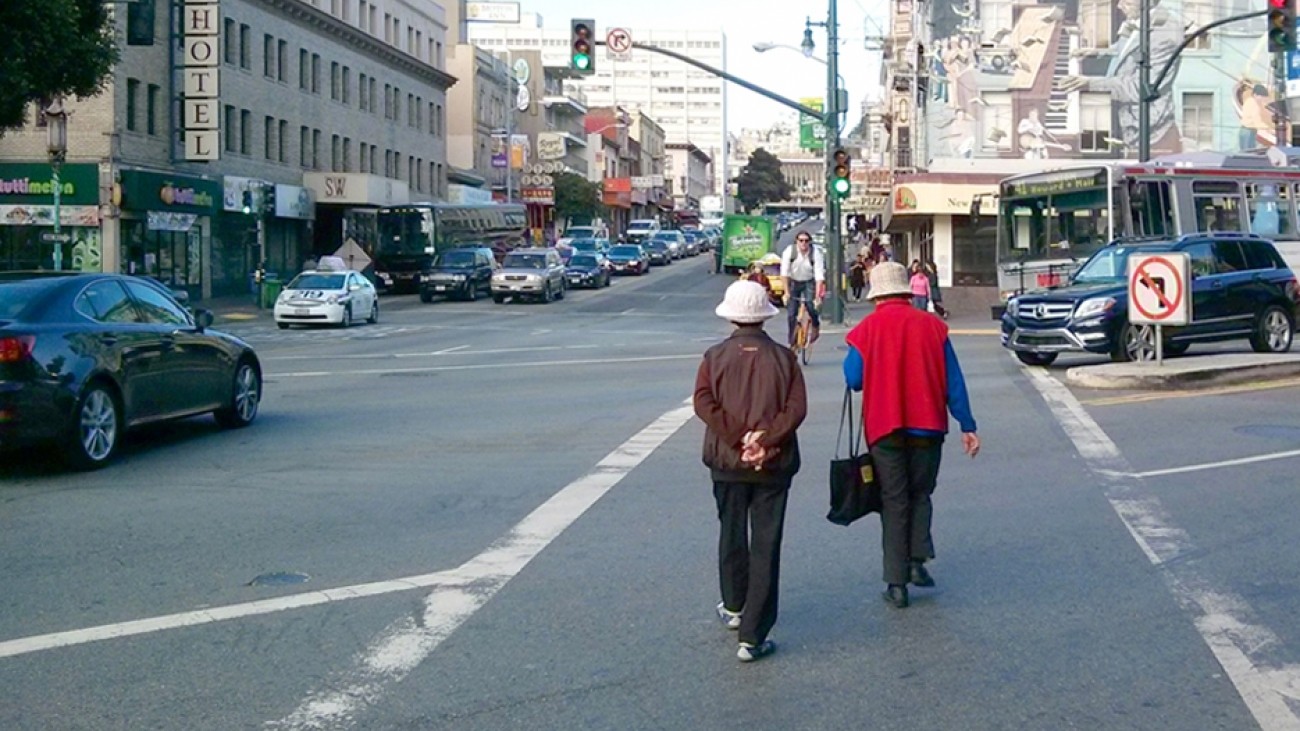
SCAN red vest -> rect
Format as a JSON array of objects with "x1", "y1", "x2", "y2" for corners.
[{"x1": 845, "y1": 298, "x2": 949, "y2": 446}]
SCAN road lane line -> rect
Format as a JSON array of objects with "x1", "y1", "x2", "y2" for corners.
[
  {"x1": 0, "y1": 400, "x2": 697, "y2": 670},
  {"x1": 1127, "y1": 448, "x2": 1300, "y2": 479},
  {"x1": 268, "y1": 400, "x2": 697, "y2": 730},
  {"x1": 266, "y1": 353, "x2": 700, "y2": 378},
  {"x1": 431, "y1": 344, "x2": 469, "y2": 355},
  {"x1": 1024, "y1": 366, "x2": 1300, "y2": 731}
]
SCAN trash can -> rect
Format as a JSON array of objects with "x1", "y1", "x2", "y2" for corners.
[{"x1": 259, "y1": 277, "x2": 282, "y2": 309}]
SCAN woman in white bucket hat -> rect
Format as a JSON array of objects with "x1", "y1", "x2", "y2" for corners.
[{"x1": 695, "y1": 280, "x2": 807, "y2": 663}]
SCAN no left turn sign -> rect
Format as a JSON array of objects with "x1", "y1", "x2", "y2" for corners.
[{"x1": 1127, "y1": 253, "x2": 1189, "y2": 326}]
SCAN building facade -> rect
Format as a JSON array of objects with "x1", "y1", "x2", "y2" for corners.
[
  {"x1": 881, "y1": 0, "x2": 1287, "y2": 288},
  {"x1": 467, "y1": 14, "x2": 728, "y2": 200},
  {"x1": 0, "y1": 0, "x2": 454, "y2": 298},
  {"x1": 447, "y1": 43, "x2": 512, "y2": 203},
  {"x1": 665, "y1": 142, "x2": 712, "y2": 210}
]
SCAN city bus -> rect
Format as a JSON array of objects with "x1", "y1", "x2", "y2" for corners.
[
  {"x1": 374, "y1": 203, "x2": 527, "y2": 292},
  {"x1": 992, "y1": 152, "x2": 1300, "y2": 301}
]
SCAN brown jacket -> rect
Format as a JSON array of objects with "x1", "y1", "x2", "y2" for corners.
[{"x1": 694, "y1": 325, "x2": 807, "y2": 483}]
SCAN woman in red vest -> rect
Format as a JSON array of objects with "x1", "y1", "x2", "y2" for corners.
[{"x1": 842, "y1": 261, "x2": 981, "y2": 609}]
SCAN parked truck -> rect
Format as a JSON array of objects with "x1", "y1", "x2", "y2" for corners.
[{"x1": 718, "y1": 214, "x2": 775, "y2": 274}]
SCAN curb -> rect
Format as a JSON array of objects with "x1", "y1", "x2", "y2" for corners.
[{"x1": 1065, "y1": 355, "x2": 1300, "y2": 390}]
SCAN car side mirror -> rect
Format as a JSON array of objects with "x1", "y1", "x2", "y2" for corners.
[
  {"x1": 194, "y1": 308, "x2": 215, "y2": 332},
  {"x1": 171, "y1": 289, "x2": 190, "y2": 304},
  {"x1": 349, "y1": 284, "x2": 362, "y2": 291}
]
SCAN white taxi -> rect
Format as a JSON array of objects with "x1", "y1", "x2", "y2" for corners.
[{"x1": 274, "y1": 264, "x2": 378, "y2": 329}]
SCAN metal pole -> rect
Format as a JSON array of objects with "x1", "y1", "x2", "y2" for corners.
[
  {"x1": 1275, "y1": 49, "x2": 1289, "y2": 147},
  {"x1": 825, "y1": 0, "x2": 843, "y2": 324},
  {"x1": 1138, "y1": 0, "x2": 1152, "y2": 162},
  {"x1": 52, "y1": 162, "x2": 63, "y2": 271},
  {"x1": 505, "y1": 50, "x2": 514, "y2": 205}
]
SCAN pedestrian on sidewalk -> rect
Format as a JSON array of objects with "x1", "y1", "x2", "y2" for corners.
[
  {"x1": 694, "y1": 280, "x2": 807, "y2": 663},
  {"x1": 909, "y1": 260, "x2": 931, "y2": 311},
  {"x1": 842, "y1": 261, "x2": 980, "y2": 610},
  {"x1": 849, "y1": 255, "x2": 867, "y2": 301},
  {"x1": 925, "y1": 260, "x2": 948, "y2": 319}
]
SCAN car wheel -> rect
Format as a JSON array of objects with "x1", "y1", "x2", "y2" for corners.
[
  {"x1": 419, "y1": 290, "x2": 433, "y2": 303},
  {"x1": 1250, "y1": 305, "x2": 1294, "y2": 353},
  {"x1": 65, "y1": 382, "x2": 122, "y2": 470},
  {"x1": 1111, "y1": 321, "x2": 1156, "y2": 363},
  {"x1": 1015, "y1": 351, "x2": 1058, "y2": 367},
  {"x1": 368, "y1": 300, "x2": 379, "y2": 324},
  {"x1": 556, "y1": 280, "x2": 566, "y2": 300},
  {"x1": 215, "y1": 359, "x2": 262, "y2": 429},
  {"x1": 340, "y1": 305, "x2": 353, "y2": 328},
  {"x1": 277, "y1": 322, "x2": 289, "y2": 330},
  {"x1": 465, "y1": 283, "x2": 477, "y2": 302}
]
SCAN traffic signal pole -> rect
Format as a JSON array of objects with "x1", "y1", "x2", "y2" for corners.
[{"x1": 824, "y1": 0, "x2": 843, "y2": 325}]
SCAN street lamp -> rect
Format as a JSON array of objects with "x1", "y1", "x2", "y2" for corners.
[
  {"x1": 800, "y1": 25, "x2": 816, "y2": 58},
  {"x1": 752, "y1": 41, "x2": 827, "y2": 66},
  {"x1": 44, "y1": 99, "x2": 68, "y2": 271}
]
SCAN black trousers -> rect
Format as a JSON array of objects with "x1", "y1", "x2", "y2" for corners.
[
  {"x1": 714, "y1": 480, "x2": 790, "y2": 645},
  {"x1": 869, "y1": 433, "x2": 944, "y2": 586}
]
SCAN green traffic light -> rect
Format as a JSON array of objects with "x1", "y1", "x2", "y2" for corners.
[
  {"x1": 573, "y1": 53, "x2": 590, "y2": 70},
  {"x1": 833, "y1": 178, "x2": 850, "y2": 196}
]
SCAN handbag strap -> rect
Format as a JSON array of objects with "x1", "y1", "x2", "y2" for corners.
[{"x1": 835, "y1": 388, "x2": 861, "y2": 459}]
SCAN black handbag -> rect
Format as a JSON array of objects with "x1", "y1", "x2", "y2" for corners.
[{"x1": 827, "y1": 388, "x2": 881, "y2": 526}]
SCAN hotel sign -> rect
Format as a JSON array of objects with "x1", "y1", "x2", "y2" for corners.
[{"x1": 182, "y1": 0, "x2": 220, "y2": 161}]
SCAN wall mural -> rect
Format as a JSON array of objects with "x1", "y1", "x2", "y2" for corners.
[{"x1": 922, "y1": 0, "x2": 1278, "y2": 160}]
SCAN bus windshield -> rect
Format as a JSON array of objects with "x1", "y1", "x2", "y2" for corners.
[{"x1": 1000, "y1": 188, "x2": 1111, "y2": 263}]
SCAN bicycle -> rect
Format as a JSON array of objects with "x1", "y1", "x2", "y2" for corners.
[{"x1": 790, "y1": 294, "x2": 820, "y2": 365}]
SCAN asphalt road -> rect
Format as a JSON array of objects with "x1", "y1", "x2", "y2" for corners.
[{"x1": 4, "y1": 223, "x2": 1300, "y2": 730}]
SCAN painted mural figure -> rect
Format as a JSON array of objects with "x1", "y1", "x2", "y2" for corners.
[
  {"x1": 1017, "y1": 108, "x2": 1071, "y2": 159},
  {"x1": 1236, "y1": 83, "x2": 1274, "y2": 150},
  {"x1": 946, "y1": 37, "x2": 981, "y2": 121},
  {"x1": 1058, "y1": 0, "x2": 1183, "y2": 155}
]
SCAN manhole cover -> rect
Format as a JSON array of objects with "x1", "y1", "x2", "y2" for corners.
[
  {"x1": 1233, "y1": 425, "x2": 1300, "y2": 441},
  {"x1": 248, "y1": 571, "x2": 311, "y2": 587}
]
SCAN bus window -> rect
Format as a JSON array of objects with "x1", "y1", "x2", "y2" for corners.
[
  {"x1": 1193, "y1": 180, "x2": 1244, "y2": 232},
  {"x1": 1246, "y1": 183, "x2": 1290, "y2": 237},
  {"x1": 1128, "y1": 180, "x2": 1174, "y2": 237}
]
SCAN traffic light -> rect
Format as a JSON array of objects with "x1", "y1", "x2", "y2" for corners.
[
  {"x1": 1268, "y1": 0, "x2": 1296, "y2": 52},
  {"x1": 241, "y1": 189, "x2": 255, "y2": 215},
  {"x1": 262, "y1": 183, "x2": 277, "y2": 216},
  {"x1": 831, "y1": 149, "x2": 851, "y2": 200},
  {"x1": 570, "y1": 19, "x2": 595, "y2": 74}
]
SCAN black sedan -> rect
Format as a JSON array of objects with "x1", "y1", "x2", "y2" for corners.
[
  {"x1": 606, "y1": 245, "x2": 649, "y2": 275},
  {"x1": 565, "y1": 254, "x2": 611, "y2": 289},
  {"x1": 0, "y1": 273, "x2": 263, "y2": 469},
  {"x1": 643, "y1": 240, "x2": 674, "y2": 266}
]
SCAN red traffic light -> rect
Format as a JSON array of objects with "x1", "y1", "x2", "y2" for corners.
[{"x1": 1270, "y1": 0, "x2": 1287, "y2": 9}]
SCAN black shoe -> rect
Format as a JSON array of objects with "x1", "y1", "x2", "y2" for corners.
[
  {"x1": 909, "y1": 562, "x2": 935, "y2": 588},
  {"x1": 882, "y1": 584, "x2": 909, "y2": 608}
]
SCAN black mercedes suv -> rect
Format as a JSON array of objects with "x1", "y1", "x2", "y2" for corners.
[
  {"x1": 1001, "y1": 233, "x2": 1299, "y2": 365},
  {"x1": 419, "y1": 246, "x2": 496, "y2": 303}
]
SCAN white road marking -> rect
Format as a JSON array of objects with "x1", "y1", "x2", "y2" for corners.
[
  {"x1": 268, "y1": 400, "x2": 697, "y2": 729},
  {"x1": 431, "y1": 344, "x2": 469, "y2": 355},
  {"x1": 1024, "y1": 366, "x2": 1300, "y2": 730},
  {"x1": 262, "y1": 343, "x2": 605, "y2": 361},
  {"x1": 1126, "y1": 448, "x2": 1300, "y2": 480},
  {"x1": 0, "y1": 401, "x2": 697, "y2": 670},
  {"x1": 267, "y1": 353, "x2": 699, "y2": 378}
]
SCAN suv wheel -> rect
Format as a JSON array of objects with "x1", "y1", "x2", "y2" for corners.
[
  {"x1": 1250, "y1": 305, "x2": 1294, "y2": 353},
  {"x1": 1111, "y1": 321, "x2": 1156, "y2": 363},
  {"x1": 1015, "y1": 352, "x2": 1058, "y2": 367},
  {"x1": 465, "y1": 283, "x2": 477, "y2": 302}
]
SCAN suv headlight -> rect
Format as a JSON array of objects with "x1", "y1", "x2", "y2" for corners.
[
  {"x1": 1074, "y1": 297, "x2": 1115, "y2": 319},
  {"x1": 452, "y1": 274, "x2": 466, "y2": 282},
  {"x1": 1006, "y1": 298, "x2": 1019, "y2": 317}
]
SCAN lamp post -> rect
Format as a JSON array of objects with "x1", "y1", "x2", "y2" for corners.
[
  {"x1": 801, "y1": 3, "x2": 844, "y2": 325},
  {"x1": 44, "y1": 99, "x2": 69, "y2": 272}
]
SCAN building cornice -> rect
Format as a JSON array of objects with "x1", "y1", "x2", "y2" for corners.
[{"x1": 257, "y1": 0, "x2": 459, "y2": 90}]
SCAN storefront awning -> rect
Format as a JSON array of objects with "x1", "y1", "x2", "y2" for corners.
[{"x1": 889, "y1": 182, "x2": 999, "y2": 217}]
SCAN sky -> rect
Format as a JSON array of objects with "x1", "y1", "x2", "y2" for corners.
[{"x1": 515, "y1": 0, "x2": 889, "y2": 135}]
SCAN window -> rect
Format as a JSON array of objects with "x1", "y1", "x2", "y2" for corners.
[
  {"x1": 393, "y1": 17, "x2": 401, "y2": 48},
  {"x1": 240, "y1": 109, "x2": 251, "y2": 154},
  {"x1": 341, "y1": 0, "x2": 350, "y2": 22},
  {"x1": 264, "y1": 34, "x2": 274, "y2": 76},
  {"x1": 344, "y1": 137, "x2": 352, "y2": 171},
  {"x1": 75, "y1": 282, "x2": 139, "y2": 324},
  {"x1": 369, "y1": 4, "x2": 377, "y2": 35},
  {"x1": 415, "y1": 30, "x2": 423, "y2": 59},
  {"x1": 360, "y1": 143, "x2": 369, "y2": 171},
  {"x1": 370, "y1": 77, "x2": 377, "y2": 113},
  {"x1": 384, "y1": 149, "x2": 392, "y2": 177},
  {"x1": 224, "y1": 19, "x2": 237, "y2": 64},
  {"x1": 1183, "y1": 242, "x2": 1216, "y2": 278},
  {"x1": 429, "y1": 162, "x2": 437, "y2": 195},
  {"x1": 1193, "y1": 181, "x2": 1244, "y2": 232},
  {"x1": 1182, "y1": 92, "x2": 1215, "y2": 150},
  {"x1": 1184, "y1": 0, "x2": 1214, "y2": 50},
  {"x1": 1078, "y1": 0, "x2": 1113, "y2": 50},
  {"x1": 435, "y1": 41, "x2": 442, "y2": 67},
  {"x1": 299, "y1": 49, "x2": 309, "y2": 89},
  {"x1": 370, "y1": 144, "x2": 377, "y2": 173},
  {"x1": 1079, "y1": 93, "x2": 1110, "y2": 152},
  {"x1": 278, "y1": 40, "x2": 288, "y2": 81},
  {"x1": 312, "y1": 129, "x2": 321, "y2": 170},
  {"x1": 124, "y1": 281, "x2": 190, "y2": 326},
  {"x1": 1129, "y1": 180, "x2": 1175, "y2": 237},
  {"x1": 241, "y1": 25, "x2": 252, "y2": 69},
  {"x1": 311, "y1": 54, "x2": 321, "y2": 94},
  {"x1": 436, "y1": 103, "x2": 444, "y2": 138},
  {"x1": 342, "y1": 67, "x2": 351, "y2": 104},
  {"x1": 383, "y1": 13, "x2": 392, "y2": 42},
  {"x1": 126, "y1": 78, "x2": 139, "y2": 132},
  {"x1": 408, "y1": 157, "x2": 416, "y2": 189},
  {"x1": 225, "y1": 105, "x2": 238, "y2": 152},
  {"x1": 359, "y1": 73, "x2": 369, "y2": 110},
  {"x1": 146, "y1": 84, "x2": 159, "y2": 135},
  {"x1": 1247, "y1": 182, "x2": 1295, "y2": 236},
  {"x1": 359, "y1": 0, "x2": 368, "y2": 30},
  {"x1": 408, "y1": 93, "x2": 415, "y2": 126},
  {"x1": 428, "y1": 101, "x2": 436, "y2": 134},
  {"x1": 332, "y1": 134, "x2": 341, "y2": 171},
  {"x1": 278, "y1": 120, "x2": 288, "y2": 163},
  {"x1": 331, "y1": 62, "x2": 340, "y2": 100},
  {"x1": 436, "y1": 163, "x2": 443, "y2": 196},
  {"x1": 300, "y1": 125, "x2": 310, "y2": 168},
  {"x1": 394, "y1": 86, "x2": 401, "y2": 120},
  {"x1": 980, "y1": 92, "x2": 1012, "y2": 150},
  {"x1": 265, "y1": 116, "x2": 275, "y2": 159},
  {"x1": 384, "y1": 84, "x2": 392, "y2": 118}
]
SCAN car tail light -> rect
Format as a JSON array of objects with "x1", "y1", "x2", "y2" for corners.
[{"x1": 0, "y1": 336, "x2": 35, "y2": 363}]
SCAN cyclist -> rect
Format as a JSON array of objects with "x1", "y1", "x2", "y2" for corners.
[{"x1": 779, "y1": 231, "x2": 826, "y2": 348}]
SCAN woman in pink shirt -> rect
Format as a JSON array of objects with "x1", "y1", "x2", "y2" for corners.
[{"x1": 909, "y1": 261, "x2": 931, "y2": 311}]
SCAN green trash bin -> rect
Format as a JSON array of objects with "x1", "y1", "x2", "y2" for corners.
[{"x1": 259, "y1": 278, "x2": 282, "y2": 309}]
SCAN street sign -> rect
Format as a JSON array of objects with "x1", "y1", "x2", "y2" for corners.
[
  {"x1": 512, "y1": 58, "x2": 531, "y2": 85},
  {"x1": 1127, "y1": 253, "x2": 1189, "y2": 326},
  {"x1": 607, "y1": 28, "x2": 632, "y2": 61},
  {"x1": 799, "y1": 97, "x2": 825, "y2": 152},
  {"x1": 41, "y1": 232, "x2": 73, "y2": 243}
]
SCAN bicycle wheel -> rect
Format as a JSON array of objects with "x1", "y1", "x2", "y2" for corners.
[{"x1": 800, "y1": 334, "x2": 811, "y2": 365}]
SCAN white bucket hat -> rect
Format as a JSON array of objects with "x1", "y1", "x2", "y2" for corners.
[
  {"x1": 715, "y1": 280, "x2": 779, "y2": 323},
  {"x1": 867, "y1": 261, "x2": 912, "y2": 300}
]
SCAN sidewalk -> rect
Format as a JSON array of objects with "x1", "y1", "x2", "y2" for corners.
[
  {"x1": 200, "y1": 293, "x2": 270, "y2": 323},
  {"x1": 1066, "y1": 353, "x2": 1300, "y2": 390}
]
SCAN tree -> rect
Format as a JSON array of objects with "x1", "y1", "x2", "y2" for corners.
[
  {"x1": 0, "y1": 0, "x2": 118, "y2": 131},
  {"x1": 553, "y1": 171, "x2": 605, "y2": 224},
  {"x1": 735, "y1": 148, "x2": 792, "y2": 213}
]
